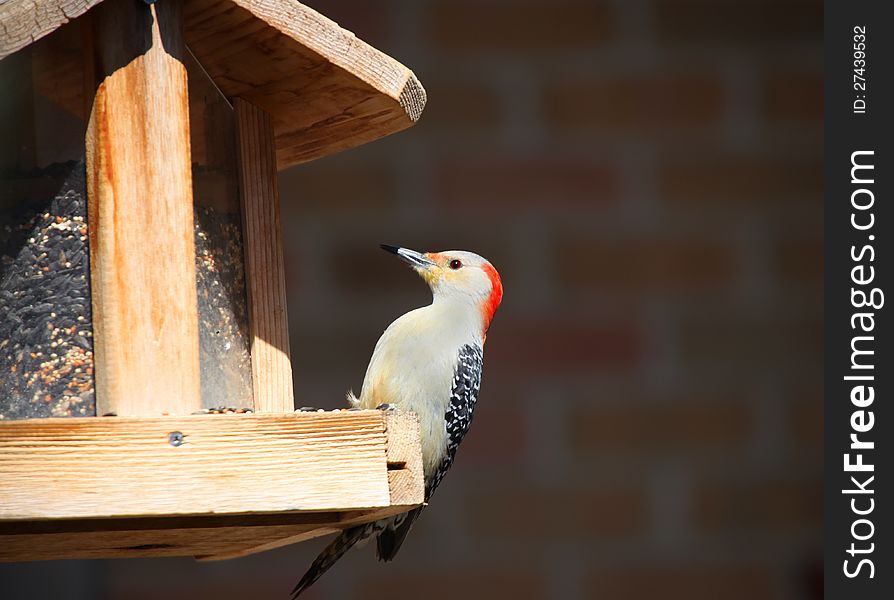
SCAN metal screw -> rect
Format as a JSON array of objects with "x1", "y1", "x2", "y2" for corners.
[{"x1": 168, "y1": 431, "x2": 185, "y2": 447}]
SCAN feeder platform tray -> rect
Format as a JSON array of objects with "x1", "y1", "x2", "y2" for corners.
[{"x1": 0, "y1": 410, "x2": 423, "y2": 562}]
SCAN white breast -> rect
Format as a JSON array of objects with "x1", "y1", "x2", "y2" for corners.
[{"x1": 356, "y1": 301, "x2": 483, "y2": 479}]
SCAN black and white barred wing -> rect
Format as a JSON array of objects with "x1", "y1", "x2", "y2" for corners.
[
  {"x1": 374, "y1": 343, "x2": 484, "y2": 562},
  {"x1": 429, "y1": 343, "x2": 483, "y2": 496}
]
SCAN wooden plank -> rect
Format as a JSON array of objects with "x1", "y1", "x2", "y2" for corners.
[
  {"x1": 183, "y1": 0, "x2": 426, "y2": 168},
  {"x1": 384, "y1": 411, "x2": 425, "y2": 506},
  {"x1": 0, "y1": 501, "x2": 419, "y2": 562},
  {"x1": 193, "y1": 504, "x2": 411, "y2": 562},
  {"x1": 3, "y1": 0, "x2": 426, "y2": 168},
  {"x1": 0, "y1": 523, "x2": 331, "y2": 561},
  {"x1": 0, "y1": 512, "x2": 338, "y2": 534},
  {"x1": 235, "y1": 98, "x2": 294, "y2": 413},
  {"x1": 0, "y1": 411, "x2": 422, "y2": 521},
  {"x1": 0, "y1": 0, "x2": 103, "y2": 59},
  {"x1": 192, "y1": 525, "x2": 338, "y2": 562},
  {"x1": 86, "y1": 0, "x2": 201, "y2": 416}
]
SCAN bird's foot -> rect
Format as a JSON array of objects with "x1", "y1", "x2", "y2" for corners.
[
  {"x1": 375, "y1": 403, "x2": 397, "y2": 411},
  {"x1": 296, "y1": 406, "x2": 325, "y2": 412}
]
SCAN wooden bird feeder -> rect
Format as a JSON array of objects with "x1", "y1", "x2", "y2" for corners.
[{"x1": 0, "y1": 0, "x2": 425, "y2": 562}]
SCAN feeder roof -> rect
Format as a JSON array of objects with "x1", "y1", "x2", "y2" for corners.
[{"x1": 0, "y1": 0, "x2": 426, "y2": 168}]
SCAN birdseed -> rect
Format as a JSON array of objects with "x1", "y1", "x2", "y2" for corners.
[
  {"x1": 194, "y1": 203, "x2": 253, "y2": 409},
  {"x1": 0, "y1": 161, "x2": 94, "y2": 419}
]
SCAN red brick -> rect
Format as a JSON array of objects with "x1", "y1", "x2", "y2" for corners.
[
  {"x1": 763, "y1": 69, "x2": 824, "y2": 123},
  {"x1": 305, "y1": 0, "x2": 391, "y2": 51},
  {"x1": 788, "y1": 389, "x2": 823, "y2": 455},
  {"x1": 774, "y1": 237, "x2": 823, "y2": 287},
  {"x1": 435, "y1": 158, "x2": 619, "y2": 209},
  {"x1": 459, "y1": 396, "x2": 529, "y2": 463},
  {"x1": 801, "y1": 557, "x2": 824, "y2": 600},
  {"x1": 654, "y1": 0, "x2": 822, "y2": 45},
  {"x1": 419, "y1": 79, "x2": 502, "y2": 135},
  {"x1": 660, "y1": 154, "x2": 822, "y2": 206},
  {"x1": 329, "y1": 244, "x2": 428, "y2": 294},
  {"x1": 358, "y1": 568, "x2": 544, "y2": 600},
  {"x1": 544, "y1": 73, "x2": 725, "y2": 131},
  {"x1": 586, "y1": 564, "x2": 780, "y2": 600},
  {"x1": 107, "y1": 578, "x2": 288, "y2": 600},
  {"x1": 290, "y1": 326, "x2": 379, "y2": 377},
  {"x1": 485, "y1": 318, "x2": 643, "y2": 373},
  {"x1": 694, "y1": 478, "x2": 822, "y2": 535},
  {"x1": 569, "y1": 400, "x2": 753, "y2": 455},
  {"x1": 279, "y1": 161, "x2": 397, "y2": 216},
  {"x1": 428, "y1": 1, "x2": 615, "y2": 51},
  {"x1": 680, "y1": 310, "x2": 822, "y2": 372},
  {"x1": 329, "y1": 242, "x2": 514, "y2": 299},
  {"x1": 469, "y1": 485, "x2": 646, "y2": 540},
  {"x1": 557, "y1": 237, "x2": 737, "y2": 291}
]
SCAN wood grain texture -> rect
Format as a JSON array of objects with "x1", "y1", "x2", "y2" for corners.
[
  {"x1": 193, "y1": 504, "x2": 412, "y2": 561},
  {"x1": 0, "y1": 410, "x2": 423, "y2": 561},
  {"x1": 0, "y1": 503, "x2": 420, "y2": 562},
  {"x1": 86, "y1": 0, "x2": 201, "y2": 416},
  {"x1": 0, "y1": 523, "x2": 331, "y2": 561},
  {"x1": 385, "y1": 410, "x2": 425, "y2": 506},
  {"x1": 0, "y1": 411, "x2": 424, "y2": 520},
  {"x1": 0, "y1": 0, "x2": 102, "y2": 59},
  {"x1": 183, "y1": 0, "x2": 427, "y2": 168},
  {"x1": 235, "y1": 98, "x2": 294, "y2": 413},
  {"x1": 4, "y1": 0, "x2": 426, "y2": 168}
]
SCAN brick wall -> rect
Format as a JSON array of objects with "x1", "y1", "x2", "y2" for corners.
[
  {"x1": 275, "y1": 2, "x2": 822, "y2": 598},
  {"x1": 0, "y1": 1, "x2": 822, "y2": 598}
]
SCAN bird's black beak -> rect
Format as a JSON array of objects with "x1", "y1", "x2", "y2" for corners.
[{"x1": 380, "y1": 244, "x2": 438, "y2": 269}]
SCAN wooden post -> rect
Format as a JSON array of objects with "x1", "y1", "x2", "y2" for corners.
[
  {"x1": 86, "y1": 0, "x2": 200, "y2": 416},
  {"x1": 235, "y1": 98, "x2": 294, "y2": 413}
]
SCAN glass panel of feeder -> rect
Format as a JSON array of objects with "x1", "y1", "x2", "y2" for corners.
[
  {"x1": 0, "y1": 21, "x2": 95, "y2": 419},
  {"x1": 186, "y1": 50, "x2": 254, "y2": 410}
]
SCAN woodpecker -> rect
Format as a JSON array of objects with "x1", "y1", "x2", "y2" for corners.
[{"x1": 291, "y1": 245, "x2": 503, "y2": 598}]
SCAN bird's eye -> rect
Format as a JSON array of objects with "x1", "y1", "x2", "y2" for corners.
[{"x1": 449, "y1": 259, "x2": 463, "y2": 270}]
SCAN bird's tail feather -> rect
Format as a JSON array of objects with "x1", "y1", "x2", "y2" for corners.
[
  {"x1": 291, "y1": 524, "x2": 372, "y2": 598},
  {"x1": 376, "y1": 506, "x2": 424, "y2": 562}
]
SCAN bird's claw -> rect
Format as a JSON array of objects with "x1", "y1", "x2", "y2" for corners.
[{"x1": 375, "y1": 403, "x2": 397, "y2": 411}]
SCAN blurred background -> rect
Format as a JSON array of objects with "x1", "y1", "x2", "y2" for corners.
[{"x1": 1, "y1": 0, "x2": 822, "y2": 598}]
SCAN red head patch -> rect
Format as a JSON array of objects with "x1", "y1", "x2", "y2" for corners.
[{"x1": 481, "y1": 262, "x2": 503, "y2": 334}]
